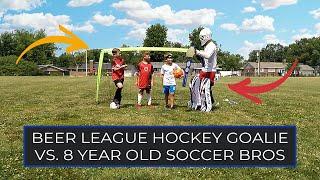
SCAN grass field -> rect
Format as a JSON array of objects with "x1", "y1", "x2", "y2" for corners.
[{"x1": 0, "y1": 76, "x2": 319, "y2": 179}]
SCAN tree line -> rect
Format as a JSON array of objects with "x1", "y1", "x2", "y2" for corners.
[
  {"x1": 1, "y1": 24, "x2": 319, "y2": 76},
  {"x1": 248, "y1": 38, "x2": 320, "y2": 67}
]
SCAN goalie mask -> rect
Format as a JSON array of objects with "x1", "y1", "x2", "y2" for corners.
[{"x1": 199, "y1": 28, "x2": 212, "y2": 46}]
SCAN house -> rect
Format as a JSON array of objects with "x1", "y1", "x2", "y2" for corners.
[
  {"x1": 243, "y1": 62, "x2": 316, "y2": 77},
  {"x1": 38, "y1": 65, "x2": 69, "y2": 76},
  {"x1": 297, "y1": 65, "x2": 315, "y2": 76},
  {"x1": 68, "y1": 62, "x2": 111, "y2": 76},
  {"x1": 242, "y1": 62, "x2": 286, "y2": 76}
]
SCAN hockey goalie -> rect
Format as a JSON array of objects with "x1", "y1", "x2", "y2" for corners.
[{"x1": 188, "y1": 27, "x2": 217, "y2": 112}]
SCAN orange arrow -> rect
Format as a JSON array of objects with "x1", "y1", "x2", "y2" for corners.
[{"x1": 16, "y1": 25, "x2": 89, "y2": 64}]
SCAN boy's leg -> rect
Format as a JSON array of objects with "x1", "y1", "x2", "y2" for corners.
[
  {"x1": 168, "y1": 94, "x2": 175, "y2": 108},
  {"x1": 163, "y1": 86, "x2": 169, "y2": 107},
  {"x1": 146, "y1": 88, "x2": 152, "y2": 106},
  {"x1": 168, "y1": 85, "x2": 176, "y2": 108},
  {"x1": 113, "y1": 80, "x2": 123, "y2": 105},
  {"x1": 137, "y1": 89, "x2": 144, "y2": 106}
]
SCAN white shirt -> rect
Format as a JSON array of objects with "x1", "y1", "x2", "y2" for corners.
[
  {"x1": 161, "y1": 63, "x2": 180, "y2": 86},
  {"x1": 196, "y1": 41, "x2": 217, "y2": 72}
]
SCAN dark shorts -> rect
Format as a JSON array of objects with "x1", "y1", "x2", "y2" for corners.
[
  {"x1": 113, "y1": 79, "x2": 124, "y2": 87},
  {"x1": 139, "y1": 87, "x2": 151, "y2": 94}
]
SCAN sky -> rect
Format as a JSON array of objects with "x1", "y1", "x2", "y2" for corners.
[{"x1": 0, "y1": 0, "x2": 320, "y2": 59}]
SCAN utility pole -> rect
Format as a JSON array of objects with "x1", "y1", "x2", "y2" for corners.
[
  {"x1": 257, "y1": 50, "x2": 261, "y2": 77},
  {"x1": 85, "y1": 50, "x2": 88, "y2": 77}
]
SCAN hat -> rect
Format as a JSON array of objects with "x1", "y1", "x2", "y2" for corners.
[{"x1": 164, "y1": 53, "x2": 173, "y2": 59}]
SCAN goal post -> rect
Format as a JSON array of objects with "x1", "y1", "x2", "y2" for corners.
[{"x1": 95, "y1": 47, "x2": 189, "y2": 104}]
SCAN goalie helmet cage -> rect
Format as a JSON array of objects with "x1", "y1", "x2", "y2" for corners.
[{"x1": 95, "y1": 47, "x2": 190, "y2": 104}]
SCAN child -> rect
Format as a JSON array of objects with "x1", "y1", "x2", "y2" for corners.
[
  {"x1": 110, "y1": 48, "x2": 127, "y2": 109},
  {"x1": 161, "y1": 53, "x2": 183, "y2": 109},
  {"x1": 136, "y1": 52, "x2": 154, "y2": 107}
]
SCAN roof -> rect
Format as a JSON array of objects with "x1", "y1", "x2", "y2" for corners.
[
  {"x1": 246, "y1": 62, "x2": 286, "y2": 69},
  {"x1": 68, "y1": 63, "x2": 112, "y2": 70},
  {"x1": 38, "y1": 65, "x2": 68, "y2": 72},
  {"x1": 299, "y1": 64, "x2": 314, "y2": 71}
]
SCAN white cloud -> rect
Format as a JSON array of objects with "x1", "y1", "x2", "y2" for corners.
[
  {"x1": 220, "y1": 23, "x2": 239, "y2": 32},
  {"x1": 111, "y1": 0, "x2": 216, "y2": 26},
  {"x1": 310, "y1": 8, "x2": 320, "y2": 19},
  {"x1": 0, "y1": 23, "x2": 12, "y2": 33},
  {"x1": 0, "y1": 0, "x2": 45, "y2": 16},
  {"x1": 263, "y1": 34, "x2": 287, "y2": 45},
  {"x1": 242, "y1": 6, "x2": 256, "y2": 13},
  {"x1": 0, "y1": 0, "x2": 45, "y2": 11},
  {"x1": 67, "y1": 0, "x2": 103, "y2": 7},
  {"x1": 238, "y1": 35, "x2": 287, "y2": 60},
  {"x1": 124, "y1": 22, "x2": 149, "y2": 40},
  {"x1": 2, "y1": 12, "x2": 94, "y2": 35},
  {"x1": 241, "y1": 15, "x2": 275, "y2": 32},
  {"x1": 163, "y1": 8, "x2": 216, "y2": 26},
  {"x1": 252, "y1": 0, "x2": 257, "y2": 4},
  {"x1": 92, "y1": 12, "x2": 115, "y2": 26},
  {"x1": 114, "y1": 19, "x2": 149, "y2": 40},
  {"x1": 115, "y1": 18, "x2": 138, "y2": 26},
  {"x1": 292, "y1": 33, "x2": 316, "y2": 41},
  {"x1": 315, "y1": 23, "x2": 320, "y2": 34},
  {"x1": 71, "y1": 21, "x2": 95, "y2": 33},
  {"x1": 112, "y1": 0, "x2": 160, "y2": 21},
  {"x1": 259, "y1": 0, "x2": 297, "y2": 10},
  {"x1": 238, "y1": 40, "x2": 264, "y2": 59},
  {"x1": 167, "y1": 28, "x2": 188, "y2": 44},
  {"x1": 291, "y1": 24, "x2": 320, "y2": 41},
  {"x1": 299, "y1": 28, "x2": 309, "y2": 33}
]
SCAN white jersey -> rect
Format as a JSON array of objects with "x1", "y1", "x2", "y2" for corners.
[
  {"x1": 161, "y1": 63, "x2": 180, "y2": 86},
  {"x1": 196, "y1": 41, "x2": 217, "y2": 72}
]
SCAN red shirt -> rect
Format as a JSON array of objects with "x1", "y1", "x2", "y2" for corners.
[
  {"x1": 112, "y1": 57, "x2": 125, "y2": 81},
  {"x1": 137, "y1": 62, "x2": 154, "y2": 88}
]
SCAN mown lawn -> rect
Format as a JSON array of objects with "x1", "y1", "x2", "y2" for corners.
[{"x1": 0, "y1": 76, "x2": 319, "y2": 179}]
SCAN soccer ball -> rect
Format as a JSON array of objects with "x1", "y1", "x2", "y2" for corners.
[
  {"x1": 110, "y1": 102, "x2": 119, "y2": 109},
  {"x1": 173, "y1": 68, "x2": 184, "y2": 78}
]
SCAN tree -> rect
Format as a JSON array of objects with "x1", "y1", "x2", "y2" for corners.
[
  {"x1": 120, "y1": 44, "x2": 141, "y2": 65},
  {"x1": 143, "y1": 24, "x2": 168, "y2": 62},
  {"x1": 218, "y1": 51, "x2": 243, "y2": 71},
  {"x1": 54, "y1": 53, "x2": 73, "y2": 67},
  {"x1": 285, "y1": 37, "x2": 320, "y2": 66},
  {"x1": 260, "y1": 44, "x2": 286, "y2": 62},
  {"x1": 189, "y1": 26, "x2": 204, "y2": 50},
  {"x1": 0, "y1": 55, "x2": 43, "y2": 76},
  {"x1": 0, "y1": 29, "x2": 56, "y2": 65},
  {"x1": 143, "y1": 24, "x2": 167, "y2": 47},
  {"x1": 249, "y1": 37, "x2": 320, "y2": 67},
  {"x1": 0, "y1": 32, "x2": 17, "y2": 56},
  {"x1": 248, "y1": 50, "x2": 259, "y2": 62}
]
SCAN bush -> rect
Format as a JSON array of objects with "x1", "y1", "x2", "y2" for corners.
[{"x1": 0, "y1": 56, "x2": 43, "y2": 76}]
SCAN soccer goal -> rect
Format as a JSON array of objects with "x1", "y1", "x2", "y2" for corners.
[{"x1": 95, "y1": 47, "x2": 191, "y2": 104}]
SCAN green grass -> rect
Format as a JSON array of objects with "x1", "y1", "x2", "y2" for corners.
[{"x1": 0, "y1": 76, "x2": 319, "y2": 179}]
